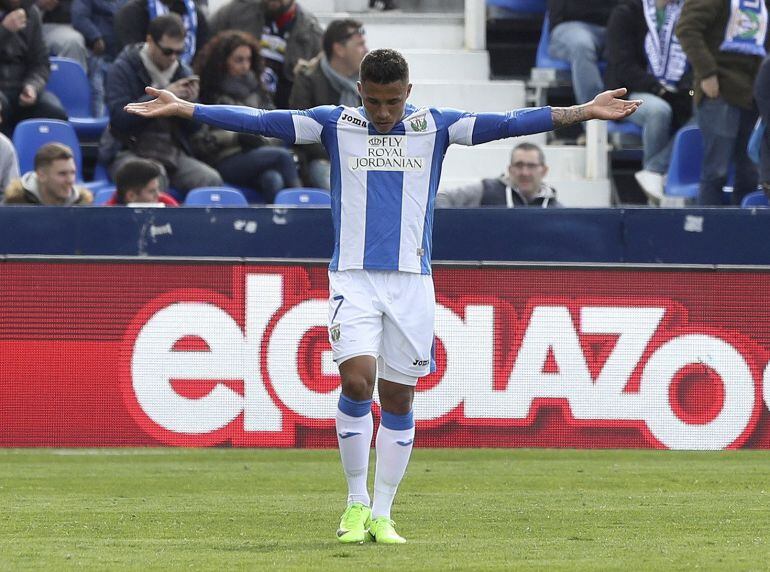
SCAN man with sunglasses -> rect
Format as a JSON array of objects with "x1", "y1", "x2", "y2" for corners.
[
  {"x1": 436, "y1": 142, "x2": 561, "y2": 208},
  {"x1": 100, "y1": 13, "x2": 223, "y2": 196}
]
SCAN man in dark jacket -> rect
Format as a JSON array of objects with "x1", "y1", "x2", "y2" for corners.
[
  {"x1": 210, "y1": 0, "x2": 322, "y2": 108},
  {"x1": 0, "y1": 0, "x2": 67, "y2": 135},
  {"x1": 435, "y1": 142, "x2": 561, "y2": 208},
  {"x1": 289, "y1": 18, "x2": 367, "y2": 188},
  {"x1": 605, "y1": 0, "x2": 692, "y2": 203},
  {"x1": 677, "y1": 0, "x2": 769, "y2": 205},
  {"x1": 115, "y1": 0, "x2": 208, "y2": 65},
  {"x1": 547, "y1": 0, "x2": 619, "y2": 104},
  {"x1": 100, "y1": 13, "x2": 222, "y2": 194}
]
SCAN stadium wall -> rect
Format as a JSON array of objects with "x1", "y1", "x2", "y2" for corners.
[{"x1": 2, "y1": 207, "x2": 770, "y2": 450}]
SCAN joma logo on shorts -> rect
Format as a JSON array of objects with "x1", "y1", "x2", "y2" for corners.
[{"x1": 412, "y1": 358, "x2": 429, "y2": 366}]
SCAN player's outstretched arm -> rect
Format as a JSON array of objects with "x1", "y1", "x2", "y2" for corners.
[
  {"x1": 551, "y1": 88, "x2": 642, "y2": 129},
  {"x1": 124, "y1": 86, "x2": 196, "y2": 120}
]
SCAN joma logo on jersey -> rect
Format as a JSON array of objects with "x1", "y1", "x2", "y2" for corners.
[
  {"x1": 341, "y1": 113, "x2": 367, "y2": 128},
  {"x1": 412, "y1": 358, "x2": 429, "y2": 367}
]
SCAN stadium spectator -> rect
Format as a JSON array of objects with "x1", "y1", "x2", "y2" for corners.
[
  {"x1": 369, "y1": 0, "x2": 396, "y2": 10},
  {"x1": 192, "y1": 30, "x2": 299, "y2": 203},
  {"x1": 71, "y1": 0, "x2": 128, "y2": 115},
  {"x1": 605, "y1": 0, "x2": 693, "y2": 204},
  {"x1": 547, "y1": 0, "x2": 620, "y2": 105},
  {"x1": 209, "y1": 0, "x2": 323, "y2": 108},
  {"x1": 3, "y1": 142, "x2": 93, "y2": 204},
  {"x1": 115, "y1": 0, "x2": 209, "y2": 65},
  {"x1": 107, "y1": 157, "x2": 179, "y2": 205},
  {"x1": 289, "y1": 18, "x2": 367, "y2": 189},
  {"x1": 0, "y1": 131, "x2": 20, "y2": 196},
  {"x1": 677, "y1": 0, "x2": 767, "y2": 206},
  {"x1": 754, "y1": 54, "x2": 770, "y2": 199},
  {"x1": 124, "y1": 48, "x2": 640, "y2": 546},
  {"x1": 100, "y1": 13, "x2": 222, "y2": 195},
  {"x1": 436, "y1": 142, "x2": 561, "y2": 208},
  {"x1": 0, "y1": 0, "x2": 68, "y2": 136},
  {"x1": 36, "y1": 0, "x2": 89, "y2": 69}
]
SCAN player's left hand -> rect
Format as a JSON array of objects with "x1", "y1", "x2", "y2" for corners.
[{"x1": 589, "y1": 88, "x2": 642, "y2": 121}]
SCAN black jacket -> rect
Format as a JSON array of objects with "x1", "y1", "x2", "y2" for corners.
[
  {"x1": 547, "y1": 0, "x2": 619, "y2": 30},
  {"x1": 0, "y1": 2, "x2": 49, "y2": 94},
  {"x1": 101, "y1": 43, "x2": 200, "y2": 163},
  {"x1": 605, "y1": 0, "x2": 693, "y2": 126}
]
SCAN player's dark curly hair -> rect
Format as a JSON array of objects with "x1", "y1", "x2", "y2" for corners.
[
  {"x1": 359, "y1": 48, "x2": 409, "y2": 85},
  {"x1": 193, "y1": 30, "x2": 267, "y2": 104}
]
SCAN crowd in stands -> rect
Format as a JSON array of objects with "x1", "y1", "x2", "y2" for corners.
[
  {"x1": 542, "y1": 0, "x2": 769, "y2": 207},
  {"x1": 1, "y1": 0, "x2": 770, "y2": 207}
]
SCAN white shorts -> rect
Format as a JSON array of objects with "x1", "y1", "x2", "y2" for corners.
[{"x1": 328, "y1": 269, "x2": 435, "y2": 386}]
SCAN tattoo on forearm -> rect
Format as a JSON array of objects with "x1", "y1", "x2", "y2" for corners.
[{"x1": 551, "y1": 105, "x2": 590, "y2": 129}]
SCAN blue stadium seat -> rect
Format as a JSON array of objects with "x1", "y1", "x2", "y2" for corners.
[
  {"x1": 184, "y1": 186, "x2": 248, "y2": 206},
  {"x1": 12, "y1": 118, "x2": 108, "y2": 191},
  {"x1": 274, "y1": 188, "x2": 331, "y2": 206},
  {"x1": 740, "y1": 190, "x2": 769, "y2": 207},
  {"x1": 748, "y1": 118, "x2": 764, "y2": 165},
  {"x1": 12, "y1": 118, "x2": 83, "y2": 174},
  {"x1": 535, "y1": 13, "x2": 570, "y2": 71},
  {"x1": 664, "y1": 125, "x2": 703, "y2": 200},
  {"x1": 47, "y1": 57, "x2": 109, "y2": 140},
  {"x1": 93, "y1": 187, "x2": 116, "y2": 205},
  {"x1": 487, "y1": 0, "x2": 546, "y2": 14}
]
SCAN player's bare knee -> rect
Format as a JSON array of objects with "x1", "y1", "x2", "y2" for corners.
[
  {"x1": 378, "y1": 381, "x2": 414, "y2": 414},
  {"x1": 339, "y1": 356, "x2": 376, "y2": 401},
  {"x1": 340, "y1": 373, "x2": 374, "y2": 401}
]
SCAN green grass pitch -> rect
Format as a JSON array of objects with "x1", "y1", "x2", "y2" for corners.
[{"x1": 0, "y1": 448, "x2": 768, "y2": 570}]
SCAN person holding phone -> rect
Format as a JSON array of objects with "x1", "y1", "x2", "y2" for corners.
[
  {"x1": 191, "y1": 30, "x2": 300, "y2": 203},
  {"x1": 99, "y1": 13, "x2": 223, "y2": 196}
]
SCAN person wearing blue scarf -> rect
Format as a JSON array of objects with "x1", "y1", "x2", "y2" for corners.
[
  {"x1": 605, "y1": 0, "x2": 693, "y2": 204},
  {"x1": 678, "y1": 0, "x2": 769, "y2": 205}
]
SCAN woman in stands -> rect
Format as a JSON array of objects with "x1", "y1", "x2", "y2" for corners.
[{"x1": 192, "y1": 30, "x2": 300, "y2": 203}]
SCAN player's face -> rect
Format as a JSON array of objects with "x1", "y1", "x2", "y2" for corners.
[
  {"x1": 226, "y1": 45, "x2": 252, "y2": 78},
  {"x1": 508, "y1": 149, "x2": 548, "y2": 196},
  {"x1": 38, "y1": 158, "x2": 76, "y2": 203},
  {"x1": 126, "y1": 177, "x2": 161, "y2": 204},
  {"x1": 358, "y1": 79, "x2": 411, "y2": 134}
]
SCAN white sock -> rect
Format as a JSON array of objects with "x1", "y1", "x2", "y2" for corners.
[
  {"x1": 336, "y1": 400, "x2": 373, "y2": 506},
  {"x1": 372, "y1": 411, "x2": 415, "y2": 520}
]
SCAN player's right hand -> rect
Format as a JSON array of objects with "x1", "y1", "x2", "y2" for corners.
[{"x1": 124, "y1": 87, "x2": 194, "y2": 119}]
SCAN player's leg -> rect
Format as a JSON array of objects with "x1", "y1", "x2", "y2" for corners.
[
  {"x1": 369, "y1": 372, "x2": 415, "y2": 544},
  {"x1": 368, "y1": 272, "x2": 435, "y2": 544},
  {"x1": 335, "y1": 355, "x2": 376, "y2": 543},
  {"x1": 328, "y1": 270, "x2": 382, "y2": 543}
]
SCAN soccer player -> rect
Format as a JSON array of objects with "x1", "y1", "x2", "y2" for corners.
[{"x1": 125, "y1": 48, "x2": 640, "y2": 545}]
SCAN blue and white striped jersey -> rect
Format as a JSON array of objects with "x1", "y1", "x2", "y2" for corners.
[{"x1": 194, "y1": 103, "x2": 553, "y2": 274}]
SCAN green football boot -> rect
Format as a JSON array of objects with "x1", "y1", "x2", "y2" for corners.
[
  {"x1": 367, "y1": 517, "x2": 406, "y2": 544},
  {"x1": 336, "y1": 502, "x2": 372, "y2": 544}
]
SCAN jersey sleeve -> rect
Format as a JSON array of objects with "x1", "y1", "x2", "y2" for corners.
[
  {"x1": 444, "y1": 106, "x2": 554, "y2": 146},
  {"x1": 192, "y1": 104, "x2": 336, "y2": 145}
]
